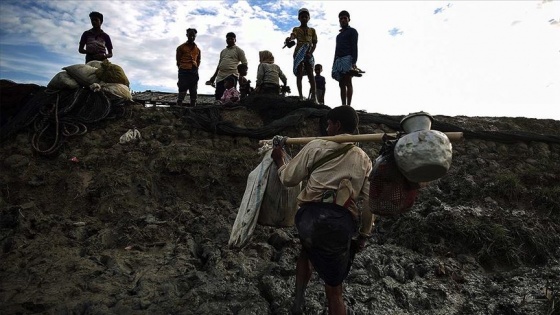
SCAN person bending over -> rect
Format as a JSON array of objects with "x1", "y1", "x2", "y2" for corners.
[{"x1": 272, "y1": 105, "x2": 373, "y2": 315}]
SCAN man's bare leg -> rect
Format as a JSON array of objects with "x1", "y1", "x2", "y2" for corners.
[
  {"x1": 325, "y1": 284, "x2": 346, "y2": 315},
  {"x1": 291, "y1": 249, "x2": 312, "y2": 314},
  {"x1": 339, "y1": 74, "x2": 353, "y2": 106},
  {"x1": 297, "y1": 74, "x2": 304, "y2": 99},
  {"x1": 307, "y1": 64, "x2": 318, "y2": 103},
  {"x1": 346, "y1": 77, "x2": 353, "y2": 106},
  {"x1": 339, "y1": 79, "x2": 347, "y2": 105}
]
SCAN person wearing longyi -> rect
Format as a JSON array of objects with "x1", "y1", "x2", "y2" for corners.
[
  {"x1": 271, "y1": 105, "x2": 373, "y2": 315},
  {"x1": 286, "y1": 8, "x2": 318, "y2": 103},
  {"x1": 331, "y1": 10, "x2": 361, "y2": 106}
]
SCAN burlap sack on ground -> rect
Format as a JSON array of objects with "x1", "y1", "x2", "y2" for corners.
[
  {"x1": 95, "y1": 60, "x2": 130, "y2": 87},
  {"x1": 258, "y1": 151, "x2": 300, "y2": 227},
  {"x1": 63, "y1": 64, "x2": 100, "y2": 87},
  {"x1": 47, "y1": 71, "x2": 80, "y2": 90},
  {"x1": 101, "y1": 83, "x2": 132, "y2": 101},
  {"x1": 86, "y1": 60, "x2": 103, "y2": 69}
]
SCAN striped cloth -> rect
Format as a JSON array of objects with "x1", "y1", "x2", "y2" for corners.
[
  {"x1": 331, "y1": 55, "x2": 353, "y2": 81},
  {"x1": 293, "y1": 43, "x2": 314, "y2": 76}
]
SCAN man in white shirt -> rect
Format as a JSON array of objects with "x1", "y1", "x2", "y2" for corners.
[
  {"x1": 271, "y1": 105, "x2": 373, "y2": 315},
  {"x1": 207, "y1": 32, "x2": 248, "y2": 100}
]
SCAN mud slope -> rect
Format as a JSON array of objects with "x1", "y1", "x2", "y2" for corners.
[{"x1": 1, "y1": 93, "x2": 559, "y2": 315}]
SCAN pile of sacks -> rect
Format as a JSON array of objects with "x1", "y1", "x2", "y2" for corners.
[{"x1": 47, "y1": 60, "x2": 132, "y2": 101}]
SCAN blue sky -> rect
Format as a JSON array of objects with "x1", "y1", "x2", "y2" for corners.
[{"x1": 1, "y1": 0, "x2": 559, "y2": 119}]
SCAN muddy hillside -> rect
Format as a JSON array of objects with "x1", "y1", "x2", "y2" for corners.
[{"x1": 1, "y1": 83, "x2": 559, "y2": 315}]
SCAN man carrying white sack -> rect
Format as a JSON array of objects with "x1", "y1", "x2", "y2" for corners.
[{"x1": 271, "y1": 105, "x2": 373, "y2": 315}]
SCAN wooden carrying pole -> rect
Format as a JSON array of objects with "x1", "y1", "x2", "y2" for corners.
[{"x1": 259, "y1": 132, "x2": 463, "y2": 146}]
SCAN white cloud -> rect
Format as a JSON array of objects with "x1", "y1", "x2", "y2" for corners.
[{"x1": 0, "y1": 0, "x2": 558, "y2": 119}]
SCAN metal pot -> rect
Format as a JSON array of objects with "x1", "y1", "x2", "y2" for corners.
[{"x1": 400, "y1": 112, "x2": 433, "y2": 133}]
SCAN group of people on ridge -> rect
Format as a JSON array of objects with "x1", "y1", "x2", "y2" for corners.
[
  {"x1": 79, "y1": 9, "x2": 369, "y2": 315},
  {"x1": 79, "y1": 8, "x2": 362, "y2": 108}
]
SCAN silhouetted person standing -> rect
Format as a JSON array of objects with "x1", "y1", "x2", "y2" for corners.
[
  {"x1": 332, "y1": 10, "x2": 360, "y2": 106},
  {"x1": 79, "y1": 11, "x2": 113, "y2": 63},
  {"x1": 207, "y1": 32, "x2": 248, "y2": 100},
  {"x1": 176, "y1": 28, "x2": 201, "y2": 107}
]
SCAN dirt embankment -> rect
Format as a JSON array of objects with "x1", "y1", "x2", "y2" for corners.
[{"x1": 1, "y1": 95, "x2": 559, "y2": 315}]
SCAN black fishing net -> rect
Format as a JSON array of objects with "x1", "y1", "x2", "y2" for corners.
[
  {"x1": 3, "y1": 81, "x2": 559, "y2": 158},
  {"x1": 179, "y1": 94, "x2": 560, "y2": 145},
  {"x1": 1, "y1": 83, "x2": 125, "y2": 155}
]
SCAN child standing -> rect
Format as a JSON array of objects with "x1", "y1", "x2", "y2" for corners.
[
  {"x1": 237, "y1": 64, "x2": 252, "y2": 99},
  {"x1": 286, "y1": 8, "x2": 318, "y2": 103},
  {"x1": 313, "y1": 64, "x2": 326, "y2": 104}
]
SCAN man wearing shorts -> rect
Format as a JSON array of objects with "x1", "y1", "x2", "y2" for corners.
[{"x1": 271, "y1": 105, "x2": 373, "y2": 315}]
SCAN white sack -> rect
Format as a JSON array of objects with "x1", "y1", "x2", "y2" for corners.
[
  {"x1": 86, "y1": 60, "x2": 103, "y2": 69},
  {"x1": 47, "y1": 71, "x2": 80, "y2": 90},
  {"x1": 228, "y1": 149, "x2": 273, "y2": 248},
  {"x1": 258, "y1": 152, "x2": 300, "y2": 227},
  {"x1": 101, "y1": 83, "x2": 132, "y2": 101},
  {"x1": 63, "y1": 64, "x2": 100, "y2": 87}
]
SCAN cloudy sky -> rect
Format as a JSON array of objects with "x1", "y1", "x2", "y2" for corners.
[{"x1": 1, "y1": 0, "x2": 559, "y2": 119}]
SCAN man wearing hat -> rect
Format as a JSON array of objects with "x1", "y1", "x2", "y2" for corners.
[
  {"x1": 176, "y1": 28, "x2": 201, "y2": 107},
  {"x1": 207, "y1": 32, "x2": 248, "y2": 100}
]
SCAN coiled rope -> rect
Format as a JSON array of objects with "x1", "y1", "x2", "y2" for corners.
[
  {"x1": 1, "y1": 85, "x2": 119, "y2": 155},
  {"x1": 30, "y1": 88, "x2": 114, "y2": 155}
]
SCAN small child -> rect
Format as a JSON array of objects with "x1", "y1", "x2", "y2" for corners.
[
  {"x1": 286, "y1": 8, "x2": 318, "y2": 103},
  {"x1": 237, "y1": 64, "x2": 252, "y2": 99},
  {"x1": 313, "y1": 64, "x2": 326, "y2": 104},
  {"x1": 219, "y1": 76, "x2": 240, "y2": 106}
]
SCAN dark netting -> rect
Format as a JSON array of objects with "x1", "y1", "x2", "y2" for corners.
[
  {"x1": 1, "y1": 82, "x2": 126, "y2": 155},
  {"x1": 369, "y1": 137, "x2": 419, "y2": 216},
  {"x1": 181, "y1": 97, "x2": 560, "y2": 144},
  {"x1": 3, "y1": 81, "x2": 559, "y2": 157},
  {"x1": 182, "y1": 96, "x2": 329, "y2": 139}
]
